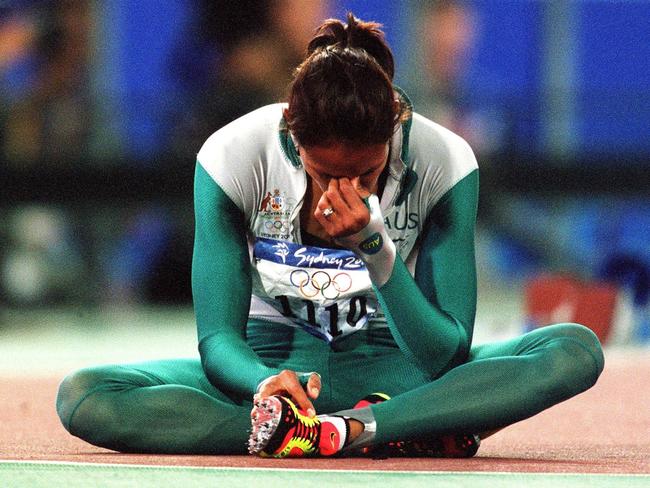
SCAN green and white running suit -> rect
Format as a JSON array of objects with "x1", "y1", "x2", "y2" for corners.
[{"x1": 56, "y1": 92, "x2": 604, "y2": 454}]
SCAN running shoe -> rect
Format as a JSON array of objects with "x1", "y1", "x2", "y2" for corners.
[
  {"x1": 352, "y1": 393, "x2": 480, "y2": 458},
  {"x1": 248, "y1": 395, "x2": 348, "y2": 457}
]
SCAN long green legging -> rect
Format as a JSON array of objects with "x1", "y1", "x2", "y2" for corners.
[{"x1": 56, "y1": 321, "x2": 604, "y2": 454}]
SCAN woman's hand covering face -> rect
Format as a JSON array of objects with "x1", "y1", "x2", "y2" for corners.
[{"x1": 314, "y1": 177, "x2": 372, "y2": 238}]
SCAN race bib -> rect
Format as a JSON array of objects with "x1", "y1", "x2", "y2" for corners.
[{"x1": 252, "y1": 237, "x2": 378, "y2": 342}]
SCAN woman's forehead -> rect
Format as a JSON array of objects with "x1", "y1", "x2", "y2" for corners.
[{"x1": 301, "y1": 142, "x2": 388, "y2": 170}]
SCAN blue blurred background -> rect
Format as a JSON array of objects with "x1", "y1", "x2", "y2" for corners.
[{"x1": 1, "y1": 0, "x2": 648, "y2": 340}]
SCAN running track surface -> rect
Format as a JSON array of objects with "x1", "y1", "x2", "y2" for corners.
[{"x1": 1, "y1": 348, "x2": 648, "y2": 474}]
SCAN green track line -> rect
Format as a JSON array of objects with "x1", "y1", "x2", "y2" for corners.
[{"x1": 1, "y1": 462, "x2": 648, "y2": 488}]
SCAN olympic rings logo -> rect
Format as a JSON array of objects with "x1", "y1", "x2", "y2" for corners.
[
  {"x1": 264, "y1": 220, "x2": 290, "y2": 231},
  {"x1": 289, "y1": 269, "x2": 352, "y2": 299}
]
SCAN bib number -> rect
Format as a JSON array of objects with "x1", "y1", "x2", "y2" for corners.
[{"x1": 275, "y1": 295, "x2": 369, "y2": 339}]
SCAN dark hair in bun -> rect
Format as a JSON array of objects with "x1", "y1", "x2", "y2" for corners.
[
  {"x1": 285, "y1": 13, "x2": 402, "y2": 148},
  {"x1": 307, "y1": 13, "x2": 395, "y2": 80}
]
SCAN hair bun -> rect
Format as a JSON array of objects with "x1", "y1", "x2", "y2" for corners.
[{"x1": 307, "y1": 12, "x2": 394, "y2": 80}]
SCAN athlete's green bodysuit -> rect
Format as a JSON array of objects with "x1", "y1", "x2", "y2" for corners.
[{"x1": 56, "y1": 96, "x2": 604, "y2": 454}]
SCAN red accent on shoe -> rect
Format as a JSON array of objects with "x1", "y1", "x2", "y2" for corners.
[
  {"x1": 249, "y1": 396, "x2": 346, "y2": 458},
  {"x1": 351, "y1": 392, "x2": 481, "y2": 458},
  {"x1": 318, "y1": 421, "x2": 340, "y2": 456}
]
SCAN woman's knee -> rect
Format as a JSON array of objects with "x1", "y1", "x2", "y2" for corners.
[
  {"x1": 539, "y1": 323, "x2": 605, "y2": 399},
  {"x1": 550, "y1": 323, "x2": 605, "y2": 376},
  {"x1": 56, "y1": 365, "x2": 126, "y2": 433}
]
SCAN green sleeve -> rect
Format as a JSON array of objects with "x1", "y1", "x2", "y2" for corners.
[
  {"x1": 375, "y1": 169, "x2": 478, "y2": 377},
  {"x1": 192, "y1": 161, "x2": 278, "y2": 396}
]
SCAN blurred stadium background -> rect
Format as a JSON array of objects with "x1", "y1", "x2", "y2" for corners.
[{"x1": 1, "y1": 0, "x2": 649, "y2": 353}]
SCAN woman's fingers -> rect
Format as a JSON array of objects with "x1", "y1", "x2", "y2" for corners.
[
  {"x1": 348, "y1": 176, "x2": 371, "y2": 200},
  {"x1": 314, "y1": 193, "x2": 334, "y2": 225},
  {"x1": 255, "y1": 370, "x2": 317, "y2": 417},
  {"x1": 306, "y1": 372, "x2": 321, "y2": 400},
  {"x1": 324, "y1": 179, "x2": 349, "y2": 213},
  {"x1": 314, "y1": 178, "x2": 372, "y2": 238},
  {"x1": 338, "y1": 178, "x2": 371, "y2": 220}
]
